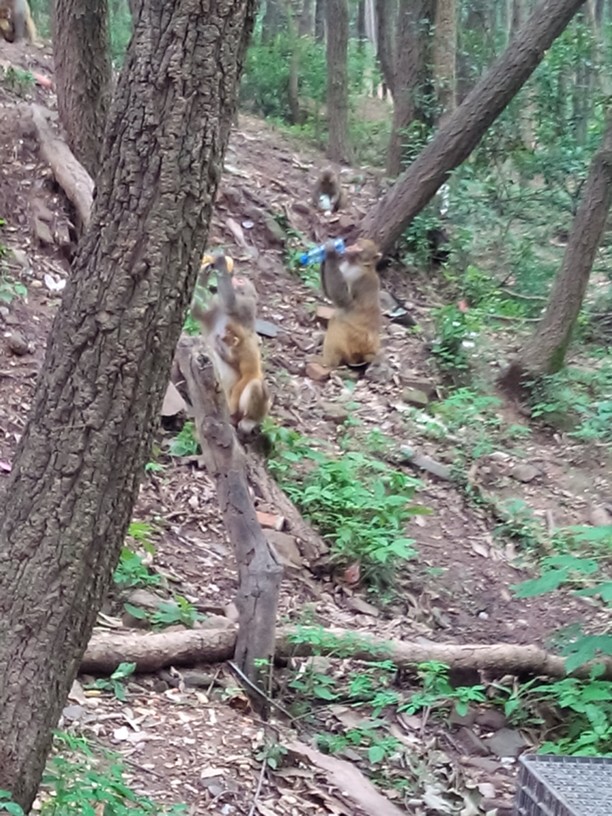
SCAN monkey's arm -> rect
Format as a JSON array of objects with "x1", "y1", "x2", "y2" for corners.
[{"x1": 321, "y1": 240, "x2": 351, "y2": 308}]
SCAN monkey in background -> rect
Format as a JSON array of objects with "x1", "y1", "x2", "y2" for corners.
[
  {"x1": 320, "y1": 238, "x2": 383, "y2": 368},
  {"x1": 0, "y1": 0, "x2": 37, "y2": 43},
  {"x1": 312, "y1": 168, "x2": 346, "y2": 214},
  {"x1": 192, "y1": 255, "x2": 270, "y2": 434}
]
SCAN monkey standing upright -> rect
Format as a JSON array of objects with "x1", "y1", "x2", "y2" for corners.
[
  {"x1": 192, "y1": 256, "x2": 270, "y2": 434},
  {"x1": 0, "y1": 0, "x2": 37, "y2": 43},
  {"x1": 320, "y1": 238, "x2": 383, "y2": 368},
  {"x1": 312, "y1": 168, "x2": 346, "y2": 214}
]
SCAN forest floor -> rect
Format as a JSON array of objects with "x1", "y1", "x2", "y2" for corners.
[{"x1": 1, "y1": 41, "x2": 611, "y2": 816}]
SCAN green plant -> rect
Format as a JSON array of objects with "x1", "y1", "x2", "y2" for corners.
[
  {"x1": 1, "y1": 66, "x2": 35, "y2": 94},
  {"x1": 431, "y1": 303, "x2": 481, "y2": 376},
  {"x1": 0, "y1": 273, "x2": 27, "y2": 305},
  {"x1": 113, "y1": 520, "x2": 161, "y2": 590},
  {"x1": 494, "y1": 498, "x2": 544, "y2": 550},
  {"x1": 41, "y1": 733, "x2": 186, "y2": 815},
  {"x1": 85, "y1": 662, "x2": 136, "y2": 702},
  {"x1": 0, "y1": 792, "x2": 24, "y2": 816},
  {"x1": 151, "y1": 596, "x2": 201, "y2": 629},
  {"x1": 255, "y1": 742, "x2": 288, "y2": 770},
  {"x1": 168, "y1": 421, "x2": 200, "y2": 457},
  {"x1": 399, "y1": 661, "x2": 487, "y2": 717}
]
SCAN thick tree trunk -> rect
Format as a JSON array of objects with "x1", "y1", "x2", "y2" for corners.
[
  {"x1": 386, "y1": 0, "x2": 433, "y2": 176},
  {"x1": 298, "y1": 0, "x2": 314, "y2": 36},
  {"x1": 262, "y1": 0, "x2": 284, "y2": 42},
  {"x1": 433, "y1": 0, "x2": 457, "y2": 126},
  {"x1": 326, "y1": 0, "x2": 352, "y2": 163},
  {"x1": 314, "y1": 0, "x2": 325, "y2": 41},
  {"x1": 0, "y1": 0, "x2": 256, "y2": 809},
  {"x1": 361, "y1": 0, "x2": 587, "y2": 253},
  {"x1": 500, "y1": 109, "x2": 612, "y2": 385},
  {"x1": 52, "y1": 0, "x2": 112, "y2": 180}
]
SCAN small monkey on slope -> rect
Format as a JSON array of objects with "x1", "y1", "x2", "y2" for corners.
[
  {"x1": 192, "y1": 255, "x2": 270, "y2": 434},
  {"x1": 0, "y1": 0, "x2": 37, "y2": 43},
  {"x1": 312, "y1": 168, "x2": 346, "y2": 214},
  {"x1": 320, "y1": 238, "x2": 383, "y2": 368}
]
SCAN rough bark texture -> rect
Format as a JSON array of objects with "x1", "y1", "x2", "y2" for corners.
[
  {"x1": 374, "y1": 0, "x2": 397, "y2": 96},
  {"x1": 0, "y1": 0, "x2": 256, "y2": 809},
  {"x1": 52, "y1": 0, "x2": 112, "y2": 179},
  {"x1": 174, "y1": 340, "x2": 283, "y2": 690},
  {"x1": 326, "y1": 0, "x2": 352, "y2": 163},
  {"x1": 386, "y1": 0, "x2": 432, "y2": 176},
  {"x1": 361, "y1": 0, "x2": 587, "y2": 253},
  {"x1": 261, "y1": 0, "x2": 284, "y2": 42},
  {"x1": 433, "y1": 0, "x2": 457, "y2": 126},
  {"x1": 80, "y1": 625, "x2": 612, "y2": 680},
  {"x1": 500, "y1": 109, "x2": 612, "y2": 385}
]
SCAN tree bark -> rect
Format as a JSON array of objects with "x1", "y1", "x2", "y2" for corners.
[
  {"x1": 80, "y1": 625, "x2": 612, "y2": 681},
  {"x1": 174, "y1": 340, "x2": 283, "y2": 693},
  {"x1": 314, "y1": 0, "x2": 325, "y2": 41},
  {"x1": 374, "y1": 0, "x2": 397, "y2": 97},
  {"x1": 433, "y1": 0, "x2": 457, "y2": 126},
  {"x1": 386, "y1": 0, "x2": 433, "y2": 176},
  {"x1": 500, "y1": 108, "x2": 612, "y2": 385},
  {"x1": 261, "y1": 0, "x2": 285, "y2": 42},
  {"x1": 298, "y1": 0, "x2": 314, "y2": 36},
  {"x1": 52, "y1": 0, "x2": 112, "y2": 180},
  {"x1": 0, "y1": 0, "x2": 256, "y2": 809},
  {"x1": 326, "y1": 0, "x2": 352, "y2": 162},
  {"x1": 360, "y1": 0, "x2": 587, "y2": 253}
]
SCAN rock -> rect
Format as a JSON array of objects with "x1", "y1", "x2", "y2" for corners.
[
  {"x1": 161, "y1": 381, "x2": 187, "y2": 417},
  {"x1": 126, "y1": 588, "x2": 165, "y2": 611},
  {"x1": 400, "y1": 377, "x2": 437, "y2": 399},
  {"x1": 32, "y1": 216, "x2": 54, "y2": 247},
  {"x1": 256, "y1": 510, "x2": 285, "y2": 530},
  {"x1": 5, "y1": 330, "x2": 30, "y2": 356},
  {"x1": 475, "y1": 709, "x2": 508, "y2": 731},
  {"x1": 306, "y1": 361, "x2": 330, "y2": 382},
  {"x1": 482, "y1": 727, "x2": 526, "y2": 758},
  {"x1": 449, "y1": 707, "x2": 477, "y2": 727},
  {"x1": 255, "y1": 318, "x2": 279, "y2": 338},
  {"x1": 457, "y1": 726, "x2": 490, "y2": 756},
  {"x1": 198, "y1": 614, "x2": 235, "y2": 630},
  {"x1": 262, "y1": 213, "x2": 286, "y2": 245},
  {"x1": 10, "y1": 248, "x2": 29, "y2": 269},
  {"x1": 364, "y1": 357, "x2": 393, "y2": 383},
  {"x1": 510, "y1": 463, "x2": 541, "y2": 483},
  {"x1": 315, "y1": 305, "x2": 335, "y2": 324},
  {"x1": 589, "y1": 504, "x2": 612, "y2": 527},
  {"x1": 292, "y1": 201, "x2": 312, "y2": 215},
  {"x1": 400, "y1": 446, "x2": 452, "y2": 480},
  {"x1": 30, "y1": 198, "x2": 54, "y2": 223},
  {"x1": 266, "y1": 530, "x2": 302, "y2": 568},
  {"x1": 320, "y1": 401, "x2": 349, "y2": 423},
  {"x1": 401, "y1": 387, "x2": 430, "y2": 408},
  {"x1": 0, "y1": 306, "x2": 10, "y2": 323},
  {"x1": 61, "y1": 704, "x2": 86, "y2": 722},
  {"x1": 346, "y1": 596, "x2": 380, "y2": 617}
]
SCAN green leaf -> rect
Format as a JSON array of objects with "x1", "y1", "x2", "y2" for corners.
[
  {"x1": 513, "y1": 569, "x2": 568, "y2": 597},
  {"x1": 368, "y1": 744, "x2": 386, "y2": 763},
  {"x1": 123, "y1": 603, "x2": 149, "y2": 619}
]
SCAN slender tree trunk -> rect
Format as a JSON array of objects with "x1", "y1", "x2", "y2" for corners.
[
  {"x1": 374, "y1": 0, "x2": 397, "y2": 97},
  {"x1": 298, "y1": 0, "x2": 314, "y2": 35},
  {"x1": 433, "y1": 0, "x2": 457, "y2": 126},
  {"x1": 326, "y1": 0, "x2": 352, "y2": 162},
  {"x1": 52, "y1": 0, "x2": 112, "y2": 179},
  {"x1": 500, "y1": 109, "x2": 612, "y2": 385},
  {"x1": 386, "y1": 0, "x2": 433, "y2": 177},
  {"x1": 0, "y1": 0, "x2": 256, "y2": 809},
  {"x1": 262, "y1": 0, "x2": 284, "y2": 42},
  {"x1": 361, "y1": 0, "x2": 587, "y2": 253},
  {"x1": 314, "y1": 0, "x2": 325, "y2": 41},
  {"x1": 357, "y1": 0, "x2": 366, "y2": 47}
]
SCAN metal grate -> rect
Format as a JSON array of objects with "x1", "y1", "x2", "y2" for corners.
[{"x1": 515, "y1": 755, "x2": 612, "y2": 816}]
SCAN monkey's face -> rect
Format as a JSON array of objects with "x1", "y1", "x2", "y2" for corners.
[{"x1": 344, "y1": 239, "x2": 381, "y2": 266}]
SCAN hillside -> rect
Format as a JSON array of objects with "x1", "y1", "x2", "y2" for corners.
[{"x1": 1, "y1": 39, "x2": 610, "y2": 816}]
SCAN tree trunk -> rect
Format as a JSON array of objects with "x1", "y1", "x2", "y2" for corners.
[
  {"x1": 0, "y1": 0, "x2": 256, "y2": 809},
  {"x1": 314, "y1": 0, "x2": 325, "y2": 41},
  {"x1": 298, "y1": 0, "x2": 314, "y2": 35},
  {"x1": 262, "y1": 0, "x2": 284, "y2": 42},
  {"x1": 374, "y1": 0, "x2": 397, "y2": 96},
  {"x1": 386, "y1": 0, "x2": 433, "y2": 177},
  {"x1": 433, "y1": 0, "x2": 457, "y2": 126},
  {"x1": 52, "y1": 0, "x2": 112, "y2": 179},
  {"x1": 326, "y1": 0, "x2": 352, "y2": 162},
  {"x1": 357, "y1": 0, "x2": 366, "y2": 48},
  {"x1": 361, "y1": 0, "x2": 587, "y2": 253},
  {"x1": 500, "y1": 108, "x2": 612, "y2": 385}
]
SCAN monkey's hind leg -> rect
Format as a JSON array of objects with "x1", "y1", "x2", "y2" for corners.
[{"x1": 322, "y1": 322, "x2": 346, "y2": 368}]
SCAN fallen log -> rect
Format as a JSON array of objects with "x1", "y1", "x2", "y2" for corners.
[
  {"x1": 81, "y1": 625, "x2": 612, "y2": 680},
  {"x1": 24, "y1": 103, "x2": 94, "y2": 230}
]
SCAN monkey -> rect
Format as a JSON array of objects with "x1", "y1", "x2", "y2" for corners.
[
  {"x1": 0, "y1": 0, "x2": 37, "y2": 43},
  {"x1": 312, "y1": 168, "x2": 346, "y2": 214},
  {"x1": 191, "y1": 255, "x2": 270, "y2": 434},
  {"x1": 320, "y1": 238, "x2": 383, "y2": 368}
]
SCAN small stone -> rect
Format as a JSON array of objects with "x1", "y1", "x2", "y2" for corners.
[
  {"x1": 483, "y1": 727, "x2": 526, "y2": 758},
  {"x1": 262, "y1": 213, "x2": 286, "y2": 245},
  {"x1": 255, "y1": 318, "x2": 278, "y2": 338},
  {"x1": 10, "y1": 248, "x2": 29, "y2": 268},
  {"x1": 266, "y1": 530, "x2": 302, "y2": 568},
  {"x1": 475, "y1": 709, "x2": 508, "y2": 731},
  {"x1": 589, "y1": 504, "x2": 612, "y2": 527},
  {"x1": 510, "y1": 463, "x2": 541, "y2": 483},
  {"x1": 320, "y1": 401, "x2": 349, "y2": 423},
  {"x1": 305, "y1": 361, "x2": 330, "y2": 382},
  {"x1": 32, "y1": 216, "x2": 53, "y2": 246},
  {"x1": 401, "y1": 387, "x2": 430, "y2": 407},
  {"x1": 5, "y1": 330, "x2": 30, "y2": 356},
  {"x1": 457, "y1": 726, "x2": 490, "y2": 757},
  {"x1": 400, "y1": 377, "x2": 437, "y2": 398}
]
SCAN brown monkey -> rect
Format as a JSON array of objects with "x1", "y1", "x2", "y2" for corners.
[
  {"x1": 312, "y1": 168, "x2": 346, "y2": 214},
  {"x1": 192, "y1": 256, "x2": 270, "y2": 433},
  {"x1": 0, "y1": 0, "x2": 37, "y2": 43},
  {"x1": 321, "y1": 238, "x2": 383, "y2": 368}
]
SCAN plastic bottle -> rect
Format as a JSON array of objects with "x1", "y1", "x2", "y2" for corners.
[{"x1": 299, "y1": 238, "x2": 346, "y2": 266}]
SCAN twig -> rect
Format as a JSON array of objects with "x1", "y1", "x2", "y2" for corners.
[
  {"x1": 247, "y1": 757, "x2": 267, "y2": 816},
  {"x1": 227, "y1": 660, "x2": 297, "y2": 723}
]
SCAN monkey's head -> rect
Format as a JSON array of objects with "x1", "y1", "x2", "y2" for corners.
[
  {"x1": 320, "y1": 168, "x2": 336, "y2": 182},
  {"x1": 344, "y1": 239, "x2": 382, "y2": 266},
  {"x1": 232, "y1": 275, "x2": 258, "y2": 304}
]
